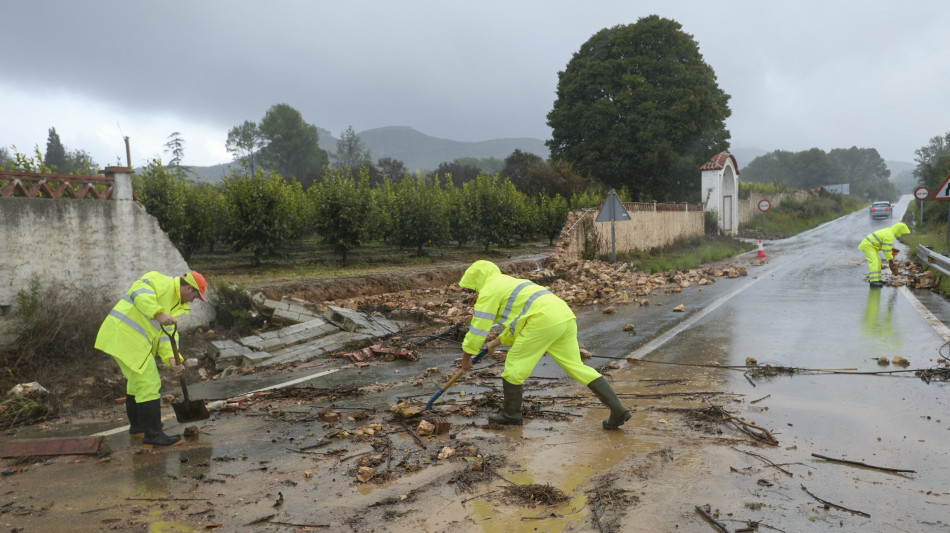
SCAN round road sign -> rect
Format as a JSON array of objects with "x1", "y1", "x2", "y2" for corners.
[
  {"x1": 914, "y1": 186, "x2": 930, "y2": 200},
  {"x1": 757, "y1": 199, "x2": 771, "y2": 212}
]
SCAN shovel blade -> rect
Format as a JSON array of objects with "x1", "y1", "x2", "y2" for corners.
[{"x1": 172, "y1": 400, "x2": 210, "y2": 423}]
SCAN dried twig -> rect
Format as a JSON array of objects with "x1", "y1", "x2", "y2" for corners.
[
  {"x1": 750, "y1": 394, "x2": 771, "y2": 404},
  {"x1": 731, "y1": 447, "x2": 793, "y2": 477},
  {"x1": 461, "y1": 490, "x2": 498, "y2": 504},
  {"x1": 704, "y1": 401, "x2": 778, "y2": 446},
  {"x1": 694, "y1": 504, "x2": 729, "y2": 532},
  {"x1": 398, "y1": 421, "x2": 427, "y2": 449},
  {"x1": 800, "y1": 484, "x2": 870, "y2": 517}
]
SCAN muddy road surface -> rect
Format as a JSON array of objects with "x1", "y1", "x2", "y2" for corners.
[{"x1": 4, "y1": 196, "x2": 950, "y2": 532}]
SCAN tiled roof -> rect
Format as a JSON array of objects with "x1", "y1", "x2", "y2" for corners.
[{"x1": 699, "y1": 151, "x2": 739, "y2": 173}]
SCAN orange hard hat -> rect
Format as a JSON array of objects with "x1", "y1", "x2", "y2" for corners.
[{"x1": 183, "y1": 271, "x2": 207, "y2": 301}]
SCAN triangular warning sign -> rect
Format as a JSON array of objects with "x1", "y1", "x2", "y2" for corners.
[
  {"x1": 595, "y1": 189, "x2": 631, "y2": 222},
  {"x1": 932, "y1": 174, "x2": 950, "y2": 200}
]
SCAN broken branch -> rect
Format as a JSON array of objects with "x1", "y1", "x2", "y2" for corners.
[{"x1": 810, "y1": 453, "x2": 916, "y2": 474}]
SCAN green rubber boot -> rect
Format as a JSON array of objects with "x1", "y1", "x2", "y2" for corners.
[
  {"x1": 139, "y1": 399, "x2": 182, "y2": 448},
  {"x1": 587, "y1": 377, "x2": 631, "y2": 430},
  {"x1": 126, "y1": 394, "x2": 144, "y2": 437},
  {"x1": 488, "y1": 379, "x2": 523, "y2": 425}
]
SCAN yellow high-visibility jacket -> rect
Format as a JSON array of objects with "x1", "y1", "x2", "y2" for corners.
[
  {"x1": 94, "y1": 272, "x2": 191, "y2": 373},
  {"x1": 860, "y1": 222, "x2": 910, "y2": 259},
  {"x1": 459, "y1": 260, "x2": 574, "y2": 355}
]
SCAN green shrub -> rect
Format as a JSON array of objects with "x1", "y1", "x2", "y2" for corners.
[
  {"x1": 209, "y1": 282, "x2": 264, "y2": 336},
  {"x1": 0, "y1": 277, "x2": 113, "y2": 406}
]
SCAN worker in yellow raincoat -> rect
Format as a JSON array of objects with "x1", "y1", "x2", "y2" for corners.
[
  {"x1": 458, "y1": 260, "x2": 630, "y2": 429},
  {"x1": 95, "y1": 271, "x2": 207, "y2": 448},
  {"x1": 858, "y1": 222, "x2": 909, "y2": 288}
]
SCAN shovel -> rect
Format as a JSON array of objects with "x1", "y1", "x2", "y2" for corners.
[
  {"x1": 425, "y1": 348, "x2": 487, "y2": 411},
  {"x1": 162, "y1": 325, "x2": 211, "y2": 423}
]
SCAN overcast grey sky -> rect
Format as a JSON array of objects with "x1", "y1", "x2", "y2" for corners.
[{"x1": 1, "y1": 1, "x2": 947, "y2": 168}]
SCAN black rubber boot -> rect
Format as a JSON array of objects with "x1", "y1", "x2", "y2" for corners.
[
  {"x1": 126, "y1": 394, "x2": 144, "y2": 437},
  {"x1": 138, "y1": 399, "x2": 182, "y2": 448},
  {"x1": 587, "y1": 377, "x2": 631, "y2": 430},
  {"x1": 488, "y1": 379, "x2": 523, "y2": 425}
]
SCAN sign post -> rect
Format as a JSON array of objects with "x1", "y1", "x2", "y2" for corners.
[
  {"x1": 757, "y1": 198, "x2": 771, "y2": 226},
  {"x1": 595, "y1": 189, "x2": 631, "y2": 263},
  {"x1": 914, "y1": 186, "x2": 930, "y2": 227},
  {"x1": 929, "y1": 175, "x2": 950, "y2": 252}
]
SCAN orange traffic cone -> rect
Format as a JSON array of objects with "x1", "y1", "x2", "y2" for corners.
[{"x1": 756, "y1": 239, "x2": 766, "y2": 260}]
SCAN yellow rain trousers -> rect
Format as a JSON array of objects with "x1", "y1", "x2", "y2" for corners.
[
  {"x1": 459, "y1": 260, "x2": 601, "y2": 386},
  {"x1": 858, "y1": 222, "x2": 909, "y2": 283},
  {"x1": 94, "y1": 272, "x2": 191, "y2": 402}
]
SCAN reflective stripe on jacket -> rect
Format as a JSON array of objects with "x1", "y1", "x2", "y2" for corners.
[
  {"x1": 459, "y1": 260, "x2": 574, "y2": 354},
  {"x1": 860, "y1": 222, "x2": 910, "y2": 258},
  {"x1": 94, "y1": 272, "x2": 190, "y2": 373}
]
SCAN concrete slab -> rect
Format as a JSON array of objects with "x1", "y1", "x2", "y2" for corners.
[
  {"x1": 264, "y1": 331, "x2": 375, "y2": 365},
  {"x1": 263, "y1": 298, "x2": 321, "y2": 326},
  {"x1": 325, "y1": 305, "x2": 400, "y2": 336}
]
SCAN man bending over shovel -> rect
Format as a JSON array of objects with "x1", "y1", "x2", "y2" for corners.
[
  {"x1": 458, "y1": 260, "x2": 630, "y2": 429},
  {"x1": 95, "y1": 271, "x2": 207, "y2": 448}
]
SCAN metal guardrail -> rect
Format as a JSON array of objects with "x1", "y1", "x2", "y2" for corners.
[{"x1": 917, "y1": 244, "x2": 950, "y2": 276}]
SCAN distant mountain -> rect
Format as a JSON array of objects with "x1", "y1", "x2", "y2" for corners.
[
  {"x1": 183, "y1": 126, "x2": 549, "y2": 182},
  {"x1": 352, "y1": 126, "x2": 549, "y2": 172}
]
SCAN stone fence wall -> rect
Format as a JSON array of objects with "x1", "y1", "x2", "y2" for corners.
[{"x1": 558, "y1": 202, "x2": 706, "y2": 259}]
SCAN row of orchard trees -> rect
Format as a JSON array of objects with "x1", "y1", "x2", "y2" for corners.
[{"x1": 134, "y1": 160, "x2": 600, "y2": 264}]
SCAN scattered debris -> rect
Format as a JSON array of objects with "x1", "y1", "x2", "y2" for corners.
[
  {"x1": 502, "y1": 483, "x2": 568, "y2": 506},
  {"x1": 416, "y1": 419, "x2": 435, "y2": 436},
  {"x1": 437, "y1": 447, "x2": 455, "y2": 460}
]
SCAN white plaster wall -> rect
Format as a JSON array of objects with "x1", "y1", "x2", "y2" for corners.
[{"x1": 0, "y1": 197, "x2": 214, "y2": 337}]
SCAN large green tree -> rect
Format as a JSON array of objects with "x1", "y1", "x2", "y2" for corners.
[
  {"x1": 226, "y1": 120, "x2": 264, "y2": 175},
  {"x1": 501, "y1": 149, "x2": 545, "y2": 192},
  {"x1": 914, "y1": 131, "x2": 950, "y2": 191},
  {"x1": 331, "y1": 126, "x2": 372, "y2": 170},
  {"x1": 547, "y1": 16, "x2": 731, "y2": 202},
  {"x1": 44, "y1": 128, "x2": 68, "y2": 172},
  {"x1": 258, "y1": 103, "x2": 329, "y2": 179},
  {"x1": 828, "y1": 146, "x2": 895, "y2": 201}
]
